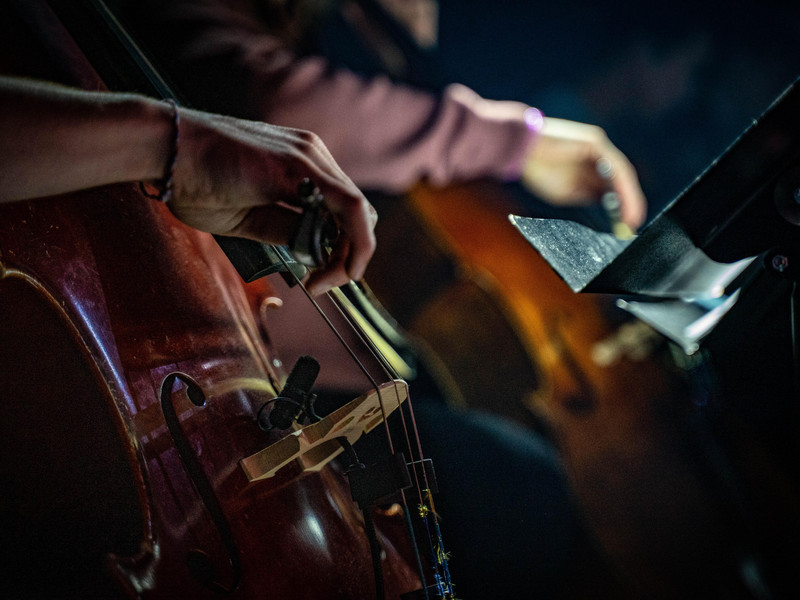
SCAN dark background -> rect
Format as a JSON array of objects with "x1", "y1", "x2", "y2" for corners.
[{"x1": 435, "y1": 0, "x2": 800, "y2": 218}]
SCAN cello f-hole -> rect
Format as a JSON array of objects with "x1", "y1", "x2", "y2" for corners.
[{"x1": 159, "y1": 372, "x2": 241, "y2": 594}]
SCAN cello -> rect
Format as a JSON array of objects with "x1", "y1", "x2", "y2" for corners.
[{"x1": 0, "y1": 0, "x2": 453, "y2": 598}]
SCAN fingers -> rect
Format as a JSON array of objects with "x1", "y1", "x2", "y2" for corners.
[
  {"x1": 596, "y1": 151, "x2": 647, "y2": 231},
  {"x1": 303, "y1": 202, "x2": 376, "y2": 296},
  {"x1": 229, "y1": 185, "x2": 377, "y2": 296},
  {"x1": 269, "y1": 126, "x2": 378, "y2": 287},
  {"x1": 577, "y1": 127, "x2": 646, "y2": 231},
  {"x1": 306, "y1": 188, "x2": 377, "y2": 295},
  {"x1": 588, "y1": 128, "x2": 646, "y2": 230},
  {"x1": 332, "y1": 194, "x2": 377, "y2": 281},
  {"x1": 522, "y1": 117, "x2": 648, "y2": 231},
  {"x1": 295, "y1": 162, "x2": 375, "y2": 279},
  {"x1": 243, "y1": 177, "x2": 376, "y2": 295},
  {"x1": 306, "y1": 237, "x2": 351, "y2": 295},
  {"x1": 173, "y1": 112, "x2": 377, "y2": 294}
]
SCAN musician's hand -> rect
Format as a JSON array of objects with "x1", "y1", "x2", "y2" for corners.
[
  {"x1": 170, "y1": 108, "x2": 377, "y2": 294},
  {"x1": 520, "y1": 117, "x2": 647, "y2": 231}
]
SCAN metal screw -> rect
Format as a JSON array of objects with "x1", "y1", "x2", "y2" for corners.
[{"x1": 772, "y1": 254, "x2": 789, "y2": 273}]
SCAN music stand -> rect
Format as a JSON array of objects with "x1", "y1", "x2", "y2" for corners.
[{"x1": 511, "y1": 78, "x2": 800, "y2": 354}]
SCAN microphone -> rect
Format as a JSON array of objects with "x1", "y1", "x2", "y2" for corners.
[{"x1": 265, "y1": 355, "x2": 320, "y2": 430}]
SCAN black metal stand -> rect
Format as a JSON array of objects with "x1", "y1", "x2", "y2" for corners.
[{"x1": 512, "y1": 77, "x2": 800, "y2": 600}]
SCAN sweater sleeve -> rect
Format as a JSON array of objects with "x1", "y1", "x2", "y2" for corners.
[{"x1": 138, "y1": 0, "x2": 538, "y2": 193}]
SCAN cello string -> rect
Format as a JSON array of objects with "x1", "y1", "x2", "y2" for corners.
[
  {"x1": 326, "y1": 286, "x2": 416, "y2": 450},
  {"x1": 319, "y1": 288, "x2": 453, "y2": 595},
  {"x1": 319, "y1": 288, "x2": 455, "y2": 597},
  {"x1": 323, "y1": 289, "x2": 435, "y2": 519},
  {"x1": 324, "y1": 286, "x2": 433, "y2": 492},
  {"x1": 316, "y1": 287, "x2": 453, "y2": 595},
  {"x1": 272, "y1": 251, "x2": 421, "y2": 473},
  {"x1": 273, "y1": 254, "x2": 455, "y2": 595}
]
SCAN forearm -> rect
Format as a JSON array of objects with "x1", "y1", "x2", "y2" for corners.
[
  {"x1": 0, "y1": 76, "x2": 173, "y2": 202},
  {"x1": 137, "y1": 0, "x2": 535, "y2": 193},
  {"x1": 259, "y1": 71, "x2": 535, "y2": 192}
]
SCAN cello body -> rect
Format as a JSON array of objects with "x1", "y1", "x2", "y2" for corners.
[
  {"x1": 0, "y1": 185, "x2": 420, "y2": 600},
  {"x1": 0, "y1": 2, "x2": 420, "y2": 597}
]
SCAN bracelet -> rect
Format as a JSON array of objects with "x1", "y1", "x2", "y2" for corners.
[
  {"x1": 523, "y1": 106, "x2": 545, "y2": 135},
  {"x1": 140, "y1": 98, "x2": 179, "y2": 203}
]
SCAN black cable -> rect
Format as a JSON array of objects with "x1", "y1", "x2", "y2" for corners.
[
  {"x1": 337, "y1": 437, "x2": 383, "y2": 600},
  {"x1": 361, "y1": 505, "x2": 386, "y2": 600}
]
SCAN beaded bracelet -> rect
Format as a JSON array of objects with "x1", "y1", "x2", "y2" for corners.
[{"x1": 140, "y1": 98, "x2": 179, "y2": 203}]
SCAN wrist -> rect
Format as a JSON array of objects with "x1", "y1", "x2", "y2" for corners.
[
  {"x1": 502, "y1": 106, "x2": 545, "y2": 182},
  {"x1": 91, "y1": 91, "x2": 178, "y2": 187},
  {"x1": 139, "y1": 99, "x2": 179, "y2": 202}
]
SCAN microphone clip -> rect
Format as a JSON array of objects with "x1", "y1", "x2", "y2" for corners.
[{"x1": 256, "y1": 355, "x2": 321, "y2": 431}]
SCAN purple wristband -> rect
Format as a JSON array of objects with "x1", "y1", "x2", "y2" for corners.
[
  {"x1": 523, "y1": 106, "x2": 545, "y2": 135},
  {"x1": 501, "y1": 106, "x2": 545, "y2": 181}
]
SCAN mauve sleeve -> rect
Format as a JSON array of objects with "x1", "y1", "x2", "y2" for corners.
[{"x1": 144, "y1": 0, "x2": 538, "y2": 193}]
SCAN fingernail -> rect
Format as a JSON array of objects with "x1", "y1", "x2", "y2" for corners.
[{"x1": 596, "y1": 157, "x2": 614, "y2": 180}]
